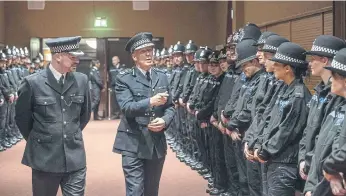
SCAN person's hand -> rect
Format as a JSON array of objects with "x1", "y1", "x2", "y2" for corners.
[
  {"x1": 330, "y1": 177, "x2": 346, "y2": 196},
  {"x1": 9, "y1": 94, "x2": 14, "y2": 103},
  {"x1": 148, "y1": 118, "x2": 166, "y2": 132},
  {"x1": 254, "y1": 149, "x2": 267, "y2": 163},
  {"x1": 305, "y1": 191, "x2": 311, "y2": 196},
  {"x1": 200, "y1": 122, "x2": 208, "y2": 128},
  {"x1": 0, "y1": 99, "x2": 4, "y2": 106},
  {"x1": 221, "y1": 110, "x2": 229, "y2": 124},
  {"x1": 299, "y1": 161, "x2": 308, "y2": 180},
  {"x1": 244, "y1": 143, "x2": 255, "y2": 162},
  {"x1": 179, "y1": 98, "x2": 186, "y2": 107},
  {"x1": 218, "y1": 122, "x2": 226, "y2": 134},
  {"x1": 229, "y1": 129, "x2": 241, "y2": 141},
  {"x1": 150, "y1": 92, "x2": 168, "y2": 107},
  {"x1": 210, "y1": 116, "x2": 217, "y2": 124}
]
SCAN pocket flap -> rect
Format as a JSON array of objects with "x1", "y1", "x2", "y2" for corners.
[
  {"x1": 31, "y1": 132, "x2": 52, "y2": 143},
  {"x1": 35, "y1": 97, "x2": 57, "y2": 105},
  {"x1": 71, "y1": 96, "x2": 84, "y2": 103}
]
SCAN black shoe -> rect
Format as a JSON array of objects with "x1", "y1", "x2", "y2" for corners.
[
  {"x1": 209, "y1": 188, "x2": 226, "y2": 195},
  {"x1": 203, "y1": 173, "x2": 212, "y2": 179},
  {"x1": 220, "y1": 192, "x2": 232, "y2": 196},
  {"x1": 208, "y1": 178, "x2": 214, "y2": 184},
  {"x1": 0, "y1": 145, "x2": 5, "y2": 152},
  {"x1": 9, "y1": 137, "x2": 17, "y2": 145},
  {"x1": 94, "y1": 116, "x2": 104, "y2": 120},
  {"x1": 208, "y1": 182, "x2": 214, "y2": 189},
  {"x1": 3, "y1": 140, "x2": 12, "y2": 148}
]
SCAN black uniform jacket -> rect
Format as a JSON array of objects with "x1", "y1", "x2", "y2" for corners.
[
  {"x1": 304, "y1": 102, "x2": 345, "y2": 194},
  {"x1": 258, "y1": 79, "x2": 311, "y2": 163},
  {"x1": 15, "y1": 67, "x2": 91, "y2": 173},
  {"x1": 299, "y1": 81, "x2": 344, "y2": 174},
  {"x1": 113, "y1": 67, "x2": 175, "y2": 160}
]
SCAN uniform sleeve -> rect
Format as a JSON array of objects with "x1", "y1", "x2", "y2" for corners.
[
  {"x1": 161, "y1": 77, "x2": 176, "y2": 127},
  {"x1": 299, "y1": 97, "x2": 314, "y2": 164},
  {"x1": 80, "y1": 76, "x2": 91, "y2": 130},
  {"x1": 95, "y1": 71, "x2": 104, "y2": 90},
  {"x1": 259, "y1": 98, "x2": 309, "y2": 160},
  {"x1": 197, "y1": 95, "x2": 217, "y2": 120},
  {"x1": 172, "y1": 71, "x2": 184, "y2": 102},
  {"x1": 323, "y1": 127, "x2": 346, "y2": 175},
  {"x1": 15, "y1": 79, "x2": 33, "y2": 140},
  {"x1": 114, "y1": 75, "x2": 151, "y2": 118},
  {"x1": 304, "y1": 155, "x2": 319, "y2": 194}
]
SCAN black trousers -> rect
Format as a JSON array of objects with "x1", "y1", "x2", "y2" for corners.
[
  {"x1": 122, "y1": 154, "x2": 165, "y2": 196},
  {"x1": 32, "y1": 167, "x2": 87, "y2": 196}
]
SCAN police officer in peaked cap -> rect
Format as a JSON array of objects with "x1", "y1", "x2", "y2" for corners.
[
  {"x1": 113, "y1": 32, "x2": 175, "y2": 196},
  {"x1": 15, "y1": 36, "x2": 91, "y2": 196}
]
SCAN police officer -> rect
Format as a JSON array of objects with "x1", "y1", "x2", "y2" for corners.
[
  {"x1": 15, "y1": 36, "x2": 91, "y2": 196},
  {"x1": 302, "y1": 37, "x2": 346, "y2": 196},
  {"x1": 254, "y1": 42, "x2": 312, "y2": 195},
  {"x1": 113, "y1": 32, "x2": 175, "y2": 196},
  {"x1": 109, "y1": 56, "x2": 126, "y2": 119},
  {"x1": 90, "y1": 59, "x2": 104, "y2": 120},
  {"x1": 322, "y1": 48, "x2": 346, "y2": 195},
  {"x1": 0, "y1": 52, "x2": 8, "y2": 151},
  {"x1": 299, "y1": 35, "x2": 346, "y2": 182}
]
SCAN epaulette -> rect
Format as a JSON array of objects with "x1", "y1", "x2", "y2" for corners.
[
  {"x1": 294, "y1": 85, "x2": 304, "y2": 98},
  {"x1": 118, "y1": 69, "x2": 132, "y2": 77},
  {"x1": 153, "y1": 67, "x2": 165, "y2": 74}
]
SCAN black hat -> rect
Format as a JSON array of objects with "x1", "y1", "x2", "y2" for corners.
[
  {"x1": 24, "y1": 47, "x2": 29, "y2": 57},
  {"x1": 172, "y1": 41, "x2": 185, "y2": 54},
  {"x1": 0, "y1": 52, "x2": 6, "y2": 61},
  {"x1": 3, "y1": 45, "x2": 12, "y2": 57},
  {"x1": 168, "y1": 45, "x2": 174, "y2": 56},
  {"x1": 46, "y1": 36, "x2": 84, "y2": 56},
  {"x1": 125, "y1": 32, "x2": 155, "y2": 53},
  {"x1": 270, "y1": 42, "x2": 308, "y2": 68},
  {"x1": 240, "y1": 23, "x2": 262, "y2": 42},
  {"x1": 199, "y1": 47, "x2": 213, "y2": 62},
  {"x1": 193, "y1": 48, "x2": 204, "y2": 61},
  {"x1": 155, "y1": 49, "x2": 160, "y2": 59},
  {"x1": 235, "y1": 39, "x2": 258, "y2": 68},
  {"x1": 261, "y1": 35, "x2": 290, "y2": 54},
  {"x1": 227, "y1": 30, "x2": 242, "y2": 46},
  {"x1": 185, "y1": 40, "x2": 198, "y2": 54},
  {"x1": 325, "y1": 48, "x2": 346, "y2": 77},
  {"x1": 218, "y1": 48, "x2": 227, "y2": 60},
  {"x1": 209, "y1": 50, "x2": 220, "y2": 63},
  {"x1": 306, "y1": 35, "x2": 346, "y2": 58},
  {"x1": 160, "y1": 48, "x2": 169, "y2": 58},
  {"x1": 33, "y1": 58, "x2": 40, "y2": 64},
  {"x1": 254, "y1": 31, "x2": 277, "y2": 46}
]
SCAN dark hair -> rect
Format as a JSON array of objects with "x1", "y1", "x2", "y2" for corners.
[
  {"x1": 92, "y1": 60, "x2": 100, "y2": 67},
  {"x1": 291, "y1": 64, "x2": 309, "y2": 79}
]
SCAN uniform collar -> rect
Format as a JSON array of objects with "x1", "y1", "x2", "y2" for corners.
[
  {"x1": 136, "y1": 65, "x2": 151, "y2": 77},
  {"x1": 49, "y1": 64, "x2": 66, "y2": 82}
]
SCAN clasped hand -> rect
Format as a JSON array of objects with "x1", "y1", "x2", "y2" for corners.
[
  {"x1": 150, "y1": 92, "x2": 169, "y2": 107},
  {"x1": 148, "y1": 118, "x2": 166, "y2": 132}
]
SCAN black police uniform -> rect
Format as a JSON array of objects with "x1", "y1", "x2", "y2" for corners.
[
  {"x1": 15, "y1": 36, "x2": 91, "y2": 196},
  {"x1": 109, "y1": 63, "x2": 126, "y2": 119},
  {"x1": 113, "y1": 32, "x2": 175, "y2": 196},
  {"x1": 298, "y1": 35, "x2": 346, "y2": 176},
  {"x1": 89, "y1": 66, "x2": 104, "y2": 119},
  {"x1": 256, "y1": 42, "x2": 312, "y2": 196}
]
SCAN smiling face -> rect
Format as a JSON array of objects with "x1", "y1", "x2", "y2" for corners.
[{"x1": 132, "y1": 46, "x2": 154, "y2": 71}]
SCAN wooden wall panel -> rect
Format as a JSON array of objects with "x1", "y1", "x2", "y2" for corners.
[{"x1": 266, "y1": 22, "x2": 291, "y2": 40}]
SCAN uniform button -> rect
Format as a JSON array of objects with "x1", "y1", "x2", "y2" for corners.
[
  {"x1": 62, "y1": 108, "x2": 66, "y2": 112},
  {"x1": 63, "y1": 134, "x2": 67, "y2": 138},
  {"x1": 44, "y1": 102, "x2": 47, "y2": 105},
  {"x1": 37, "y1": 139, "x2": 40, "y2": 142},
  {"x1": 61, "y1": 96, "x2": 64, "y2": 100},
  {"x1": 63, "y1": 121, "x2": 67, "y2": 125},
  {"x1": 126, "y1": 129, "x2": 129, "y2": 132}
]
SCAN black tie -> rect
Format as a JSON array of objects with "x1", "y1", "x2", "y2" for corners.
[
  {"x1": 59, "y1": 75, "x2": 64, "y2": 90},
  {"x1": 146, "y1": 71, "x2": 151, "y2": 82}
]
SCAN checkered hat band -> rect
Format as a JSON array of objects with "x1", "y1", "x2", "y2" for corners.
[
  {"x1": 263, "y1": 44, "x2": 277, "y2": 51},
  {"x1": 332, "y1": 60, "x2": 346, "y2": 72},
  {"x1": 311, "y1": 45, "x2": 338, "y2": 55},
  {"x1": 131, "y1": 38, "x2": 152, "y2": 52},
  {"x1": 257, "y1": 39, "x2": 265, "y2": 45},
  {"x1": 50, "y1": 44, "x2": 79, "y2": 53},
  {"x1": 274, "y1": 52, "x2": 305, "y2": 64},
  {"x1": 218, "y1": 54, "x2": 227, "y2": 59},
  {"x1": 236, "y1": 55, "x2": 257, "y2": 67}
]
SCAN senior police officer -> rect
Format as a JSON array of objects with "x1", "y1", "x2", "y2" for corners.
[
  {"x1": 15, "y1": 36, "x2": 91, "y2": 196},
  {"x1": 113, "y1": 32, "x2": 175, "y2": 196}
]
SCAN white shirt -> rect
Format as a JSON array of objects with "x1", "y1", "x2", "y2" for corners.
[
  {"x1": 137, "y1": 66, "x2": 151, "y2": 78},
  {"x1": 49, "y1": 65, "x2": 66, "y2": 84}
]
